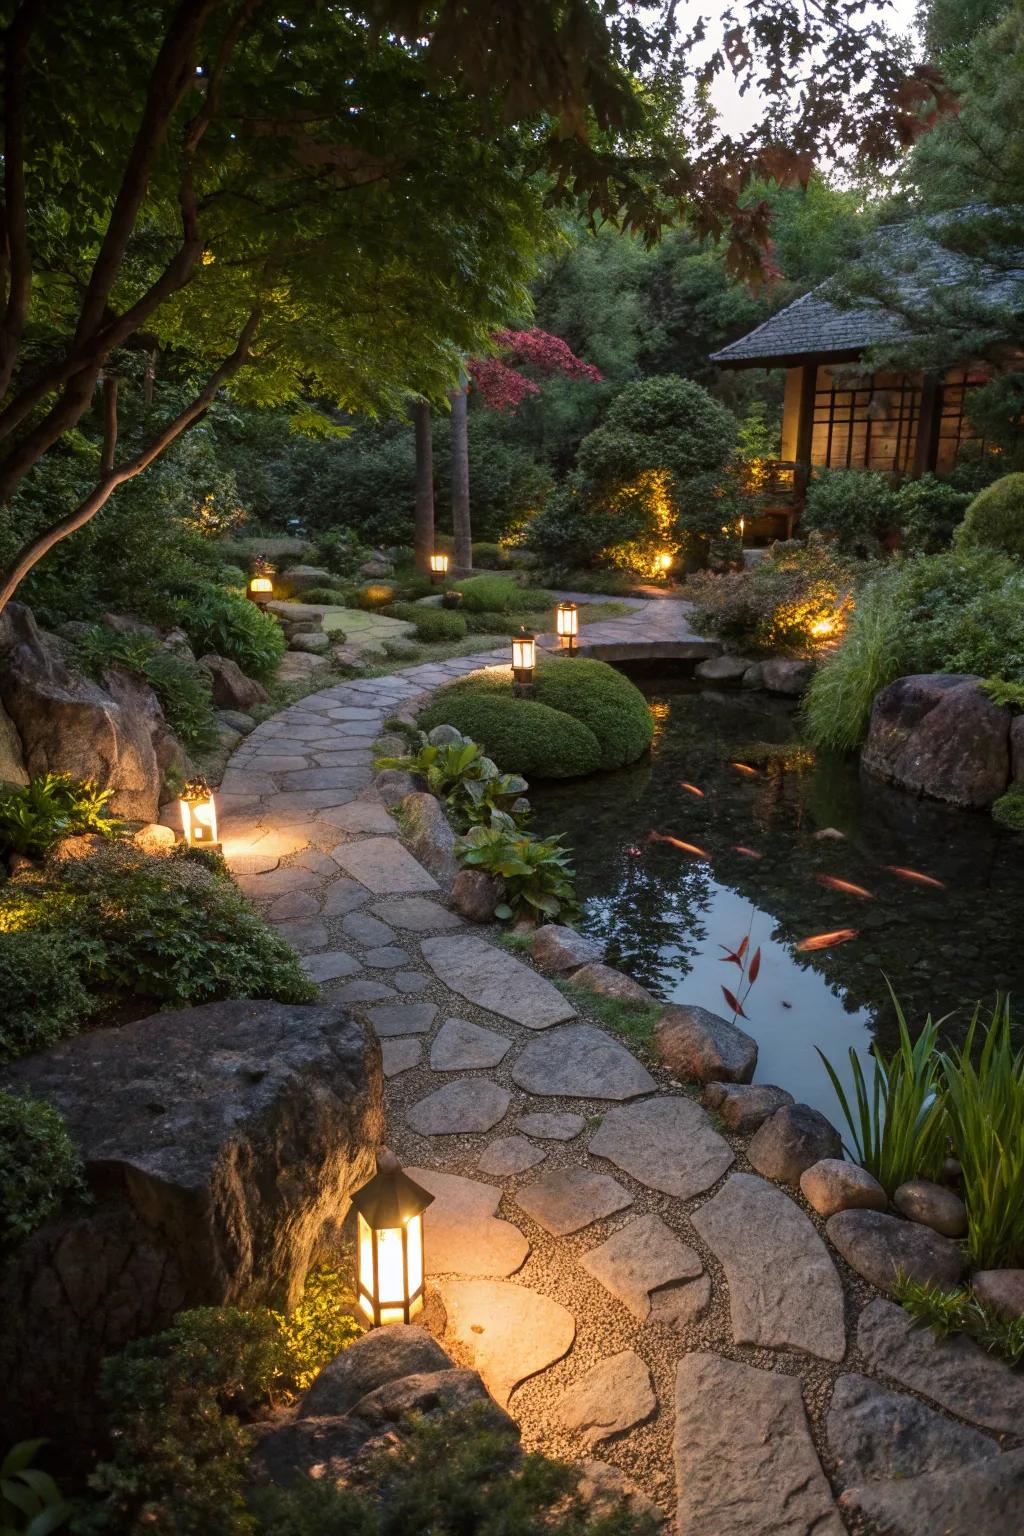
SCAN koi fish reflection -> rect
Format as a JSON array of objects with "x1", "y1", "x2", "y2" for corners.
[
  {"x1": 796, "y1": 928, "x2": 859, "y2": 952},
  {"x1": 649, "y1": 831, "x2": 710, "y2": 860}
]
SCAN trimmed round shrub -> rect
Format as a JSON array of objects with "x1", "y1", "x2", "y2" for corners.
[
  {"x1": 453, "y1": 574, "x2": 554, "y2": 613},
  {"x1": 1, "y1": 1091, "x2": 85, "y2": 1243},
  {"x1": 299, "y1": 586, "x2": 351, "y2": 605},
  {"x1": 955, "y1": 473, "x2": 1024, "y2": 559},
  {"x1": 411, "y1": 608, "x2": 467, "y2": 642},
  {"x1": 470, "y1": 541, "x2": 512, "y2": 569},
  {"x1": 417, "y1": 690, "x2": 602, "y2": 778},
  {"x1": 801, "y1": 469, "x2": 897, "y2": 554},
  {"x1": 0, "y1": 929, "x2": 95, "y2": 1061}
]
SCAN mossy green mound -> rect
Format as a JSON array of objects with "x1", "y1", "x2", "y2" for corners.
[
  {"x1": 956, "y1": 473, "x2": 1024, "y2": 560},
  {"x1": 417, "y1": 656, "x2": 652, "y2": 777}
]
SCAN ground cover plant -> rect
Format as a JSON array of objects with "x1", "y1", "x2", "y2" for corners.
[
  {"x1": 684, "y1": 541, "x2": 857, "y2": 656},
  {"x1": 0, "y1": 774, "x2": 121, "y2": 861},
  {"x1": 376, "y1": 733, "x2": 529, "y2": 831},
  {"x1": 892, "y1": 1276, "x2": 1024, "y2": 1366},
  {"x1": 170, "y1": 588, "x2": 286, "y2": 682},
  {"x1": 0, "y1": 1092, "x2": 86, "y2": 1247}
]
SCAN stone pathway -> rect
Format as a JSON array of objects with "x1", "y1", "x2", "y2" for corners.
[{"x1": 219, "y1": 598, "x2": 1024, "y2": 1534}]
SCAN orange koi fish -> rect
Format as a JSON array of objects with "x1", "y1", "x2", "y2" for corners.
[
  {"x1": 882, "y1": 865, "x2": 946, "y2": 891},
  {"x1": 732, "y1": 845, "x2": 763, "y2": 859},
  {"x1": 650, "y1": 831, "x2": 710, "y2": 859},
  {"x1": 679, "y1": 782, "x2": 705, "y2": 798},
  {"x1": 796, "y1": 928, "x2": 859, "y2": 952},
  {"x1": 731, "y1": 762, "x2": 759, "y2": 777},
  {"x1": 816, "y1": 875, "x2": 873, "y2": 900}
]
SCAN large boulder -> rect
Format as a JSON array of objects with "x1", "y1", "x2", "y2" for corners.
[
  {"x1": 0, "y1": 698, "x2": 28, "y2": 785},
  {"x1": 747, "y1": 1103, "x2": 843, "y2": 1186},
  {"x1": 277, "y1": 564, "x2": 334, "y2": 595},
  {"x1": 862, "y1": 673, "x2": 1011, "y2": 808},
  {"x1": 531, "y1": 924, "x2": 604, "y2": 976},
  {"x1": 400, "y1": 791, "x2": 458, "y2": 888},
  {"x1": 0, "y1": 602, "x2": 171, "y2": 817},
  {"x1": 0, "y1": 998, "x2": 382, "y2": 1446},
  {"x1": 655, "y1": 1003, "x2": 757, "y2": 1084},
  {"x1": 198, "y1": 652, "x2": 268, "y2": 710}
]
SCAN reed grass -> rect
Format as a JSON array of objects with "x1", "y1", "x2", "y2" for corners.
[{"x1": 802, "y1": 573, "x2": 907, "y2": 751}]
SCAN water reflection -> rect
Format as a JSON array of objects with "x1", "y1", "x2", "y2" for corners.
[{"x1": 530, "y1": 679, "x2": 1024, "y2": 1122}]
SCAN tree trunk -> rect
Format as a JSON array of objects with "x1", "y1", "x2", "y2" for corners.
[
  {"x1": 412, "y1": 399, "x2": 434, "y2": 575},
  {"x1": 450, "y1": 379, "x2": 472, "y2": 573}
]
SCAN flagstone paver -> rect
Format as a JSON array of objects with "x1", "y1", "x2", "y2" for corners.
[
  {"x1": 580, "y1": 1214, "x2": 707, "y2": 1325},
  {"x1": 554, "y1": 1351, "x2": 656, "y2": 1446},
  {"x1": 406, "y1": 1079, "x2": 511, "y2": 1135},
  {"x1": 439, "y1": 1279, "x2": 576, "y2": 1407},
  {"x1": 370, "y1": 896, "x2": 464, "y2": 931},
  {"x1": 430, "y1": 1018, "x2": 512, "y2": 1071},
  {"x1": 363, "y1": 1002, "x2": 438, "y2": 1037},
  {"x1": 408, "y1": 1166, "x2": 529, "y2": 1278},
  {"x1": 516, "y1": 1111, "x2": 586, "y2": 1140},
  {"x1": 420, "y1": 934, "x2": 576, "y2": 1028},
  {"x1": 588, "y1": 1095, "x2": 733, "y2": 1199},
  {"x1": 300, "y1": 949, "x2": 361, "y2": 981},
  {"x1": 341, "y1": 911, "x2": 396, "y2": 947},
  {"x1": 477, "y1": 1136, "x2": 547, "y2": 1176},
  {"x1": 380, "y1": 1038, "x2": 422, "y2": 1078},
  {"x1": 515, "y1": 1167, "x2": 633, "y2": 1237},
  {"x1": 512, "y1": 1025, "x2": 656, "y2": 1100},
  {"x1": 332, "y1": 836, "x2": 439, "y2": 895}
]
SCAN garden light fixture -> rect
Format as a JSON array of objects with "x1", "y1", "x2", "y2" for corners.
[
  {"x1": 429, "y1": 552, "x2": 449, "y2": 584},
  {"x1": 656, "y1": 550, "x2": 672, "y2": 574},
  {"x1": 555, "y1": 600, "x2": 578, "y2": 654},
  {"x1": 511, "y1": 628, "x2": 537, "y2": 698},
  {"x1": 352, "y1": 1151, "x2": 434, "y2": 1326},
  {"x1": 247, "y1": 573, "x2": 274, "y2": 606},
  {"x1": 179, "y1": 779, "x2": 219, "y2": 850}
]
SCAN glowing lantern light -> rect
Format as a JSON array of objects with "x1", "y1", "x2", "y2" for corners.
[
  {"x1": 511, "y1": 628, "x2": 536, "y2": 698},
  {"x1": 247, "y1": 573, "x2": 274, "y2": 607},
  {"x1": 429, "y1": 552, "x2": 449, "y2": 584},
  {"x1": 656, "y1": 551, "x2": 673, "y2": 574},
  {"x1": 352, "y1": 1151, "x2": 434, "y2": 1326},
  {"x1": 555, "y1": 600, "x2": 578, "y2": 654},
  {"x1": 179, "y1": 779, "x2": 219, "y2": 849}
]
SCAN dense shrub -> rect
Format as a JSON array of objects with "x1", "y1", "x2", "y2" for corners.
[
  {"x1": 355, "y1": 583, "x2": 398, "y2": 610},
  {"x1": 297, "y1": 586, "x2": 351, "y2": 606},
  {"x1": 453, "y1": 574, "x2": 554, "y2": 613},
  {"x1": 0, "y1": 1092, "x2": 85, "y2": 1244},
  {"x1": 418, "y1": 659, "x2": 652, "y2": 776},
  {"x1": 419, "y1": 689, "x2": 602, "y2": 778},
  {"x1": 955, "y1": 472, "x2": 1024, "y2": 559},
  {"x1": 895, "y1": 474, "x2": 972, "y2": 554},
  {"x1": 0, "y1": 929, "x2": 96, "y2": 1059},
  {"x1": 75, "y1": 628, "x2": 218, "y2": 750},
  {"x1": 0, "y1": 772, "x2": 121, "y2": 859},
  {"x1": 804, "y1": 549, "x2": 1024, "y2": 749},
  {"x1": 0, "y1": 845, "x2": 316, "y2": 1037},
  {"x1": 992, "y1": 786, "x2": 1024, "y2": 830},
  {"x1": 173, "y1": 587, "x2": 285, "y2": 681},
  {"x1": 801, "y1": 468, "x2": 896, "y2": 554},
  {"x1": 407, "y1": 608, "x2": 467, "y2": 642},
  {"x1": 685, "y1": 542, "x2": 858, "y2": 656},
  {"x1": 470, "y1": 541, "x2": 512, "y2": 569}
]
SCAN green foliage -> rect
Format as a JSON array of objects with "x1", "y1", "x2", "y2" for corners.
[
  {"x1": 457, "y1": 811, "x2": 578, "y2": 922},
  {"x1": 563, "y1": 983, "x2": 661, "y2": 1054},
  {"x1": 940, "y1": 1000, "x2": 1024, "y2": 1268},
  {"x1": 979, "y1": 675, "x2": 1024, "y2": 710},
  {"x1": 0, "y1": 774, "x2": 121, "y2": 860},
  {"x1": 0, "y1": 930, "x2": 97, "y2": 1061},
  {"x1": 0, "y1": 845, "x2": 316, "y2": 1025},
  {"x1": 172, "y1": 588, "x2": 285, "y2": 682},
  {"x1": 801, "y1": 469, "x2": 897, "y2": 555},
  {"x1": 252, "y1": 1404, "x2": 658, "y2": 1536},
  {"x1": 377, "y1": 734, "x2": 529, "y2": 831},
  {"x1": 312, "y1": 527, "x2": 371, "y2": 579},
  {"x1": 470, "y1": 542, "x2": 512, "y2": 569},
  {"x1": 955, "y1": 473, "x2": 1024, "y2": 559},
  {"x1": 74, "y1": 628, "x2": 217, "y2": 751},
  {"x1": 453, "y1": 575, "x2": 554, "y2": 614},
  {"x1": 802, "y1": 573, "x2": 905, "y2": 750},
  {"x1": 297, "y1": 587, "x2": 350, "y2": 606},
  {"x1": 0, "y1": 1094, "x2": 85, "y2": 1246},
  {"x1": 895, "y1": 474, "x2": 972, "y2": 554},
  {"x1": 0, "y1": 1440, "x2": 72, "y2": 1536},
  {"x1": 992, "y1": 786, "x2": 1024, "y2": 830},
  {"x1": 393, "y1": 607, "x2": 468, "y2": 643},
  {"x1": 521, "y1": 657, "x2": 654, "y2": 770},
  {"x1": 817, "y1": 993, "x2": 947, "y2": 1195},
  {"x1": 576, "y1": 375, "x2": 737, "y2": 488},
  {"x1": 268, "y1": 1266, "x2": 362, "y2": 1393},
  {"x1": 892, "y1": 1276, "x2": 1024, "y2": 1367},
  {"x1": 685, "y1": 542, "x2": 857, "y2": 657},
  {"x1": 418, "y1": 690, "x2": 602, "y2": 779}
]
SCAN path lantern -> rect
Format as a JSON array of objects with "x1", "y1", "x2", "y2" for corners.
[
  {"x1": 656, "y1": 551, "x2": 673, "y2": 575},
  {"x1": 429, "y1": 552, "x2": 449, "y2": 584},
  {"x1": 247, "y1": 573, "x2": 274, "y2": 606},
  {"x1": 511, "y1": 628, "x2": 536, "y2": 698},
  {"x1": 179, "y1": 779, "x2": 219, "y2": 850},
  {"x1": 352, "y1": 1152, "x2": 434, "y2": 1326},
  {"x1": 555, "y1": 601, "x2": 578, "y2": 654}
]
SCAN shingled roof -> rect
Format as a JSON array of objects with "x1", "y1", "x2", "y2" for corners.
[{"x1": 710, "y1": 207, "x2": 1024, "y2": 368}]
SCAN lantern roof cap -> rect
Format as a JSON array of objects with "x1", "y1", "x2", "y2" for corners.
[{"x1": 351, "y1": 1162, "x2": 434, "y2": 1227}]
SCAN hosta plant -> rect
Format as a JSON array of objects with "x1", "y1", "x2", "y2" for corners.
[
  {"x1": 0, "y1": 774, "x2": 122, "y2": 860},
  {"x1": 456, "y1": 812, "x2": 578, "y2": 922},
  {"x1": 377, "y1": 733, "x2": 529, "y2": 830}
]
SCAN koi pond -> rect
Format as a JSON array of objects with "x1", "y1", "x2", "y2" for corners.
[{"x1": 530, "y1": 676, "x2": 1024, "y2": 1121}]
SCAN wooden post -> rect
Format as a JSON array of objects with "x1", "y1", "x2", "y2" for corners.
[
  {"x1": 914, "y1": 370, "x2": 942, "y2": 477},
  {"x1": 413, "y1": 400, "x2": 434, "y2": 575}
]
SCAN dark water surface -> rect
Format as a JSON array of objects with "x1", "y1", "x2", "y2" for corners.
[{"x1": 530, "y1": 676, "x2": 1024, "y2": 1121}]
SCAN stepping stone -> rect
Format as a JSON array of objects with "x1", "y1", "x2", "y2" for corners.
[
  {"x1": 334, "y1": 979, "x2": 396, "y2": 1004},
  {"x1": 691, "y1": 1173, "x2": 846, "y2": 1361},
  {"x1": 271, "y1": 918, "x2": 329, "y2": 953},
  {"x1": 439, "y1": 1279, "x2": 575, "y2": 1407},
  {"x1": 393, "y1": 971, "x2": 429, "y2": 994},
  {"x1": 430, "y1": 1018, "x2": 511, "y2": 1072},
  {"x1": 826, "y1": 1209, "x2": 966, "y2": 1294},
  {"x1": 301, "y1": 949, "x2": 361, "y2": 982},
  {"x1": 857, "y1": 1298, "x2": 1024, "y2": 1434},
  {"x1": 225, "y1": 850, "x2": 279, "y2": 875},
  {"x1": 554, "y1": 1351, "x2": 656, "y2": 1446},
  {"x1": 511, "y1": 1026, "x2": 656, "y2": 1101},
  {"x1": 516, "y1": 1111, "x2": 586, "y2": 1141},
  {"x1": 581, "y1": 1214, "x2": 707, "y2": 1326},
  {"x1": 291, "y1": 849, "x2": 338, "y2": 876},
  {"x1": 326, "y1": 802, "x2": 396, "y2": 836},
  {"x1": 674, "y1": 1354, "x2": 843, "y2": 1536},
  {"x1": 363, "y1": 945, "x2": 411, "y2": 969},
  {"x1": 406, "y1": 1079, "x2": 511, "y2": 1135},
  {"x1": 589, "y1": 1096, "x2": 733, "y2": 1199},
  {"x1": 826, "y1": 1372, "x2": 998, "y2": 1484},
  {"x1": 407, "y1": 1166, "x2": 529, "y2": 1278},
  {"x1": 477, "y1": 1137, "x2": 546, "y2": 1176},
  {"x1": 322, "y1": 879, "x2": 371, "y2": 916},
  {"x1": 267, "y1": 889, "x2": 322, "y2": 920},
  {"x1": 515, "y1": 1167, "x2": 632, "y2": 1237},
  {"x1": 363, "y1": 1002, "x2": 438, "y2": 1037},
  {"x1": 420, "y1": 934, "x2": 575, "y2": 1029},
  {"x1": 381, "y1": 1038, "x2": 421, "y2": 1078},
  {"x1": 236, "y1": 865, "x2": 312, "y2": 898},
  {"x1": 371, "y1": 897, "x2": 463, "y2": 932},
  {"x1": 332, "y1": 837, "x2": 438, "y2": 895},
  {"x1": 342, "y1": 911, "x2": 396, "y2": 947},
  {"x1": 840, "y1": 1450, "x2": 1024, "y2": 1536}
]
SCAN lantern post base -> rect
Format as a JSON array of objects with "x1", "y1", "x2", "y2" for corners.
[{"x1": 512, "y1": 670, "x2": 535, "y2": 699}]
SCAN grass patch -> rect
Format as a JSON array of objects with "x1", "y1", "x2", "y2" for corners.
[
  {"x1": 892, "y1": 1274, "x2": 1024, "y2": 1366},
  {"x1": 558, "y1": 979, "x2": 662, "y2": 1055}
]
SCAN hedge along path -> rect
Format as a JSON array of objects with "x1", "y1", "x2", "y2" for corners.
[{"x1": 217, "y1": 597, "x2": 1024, "y2": 1536}]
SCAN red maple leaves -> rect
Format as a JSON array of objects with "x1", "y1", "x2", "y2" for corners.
[{"x1": 468, "y1": 327, "x2": 602, "y2": 413}]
